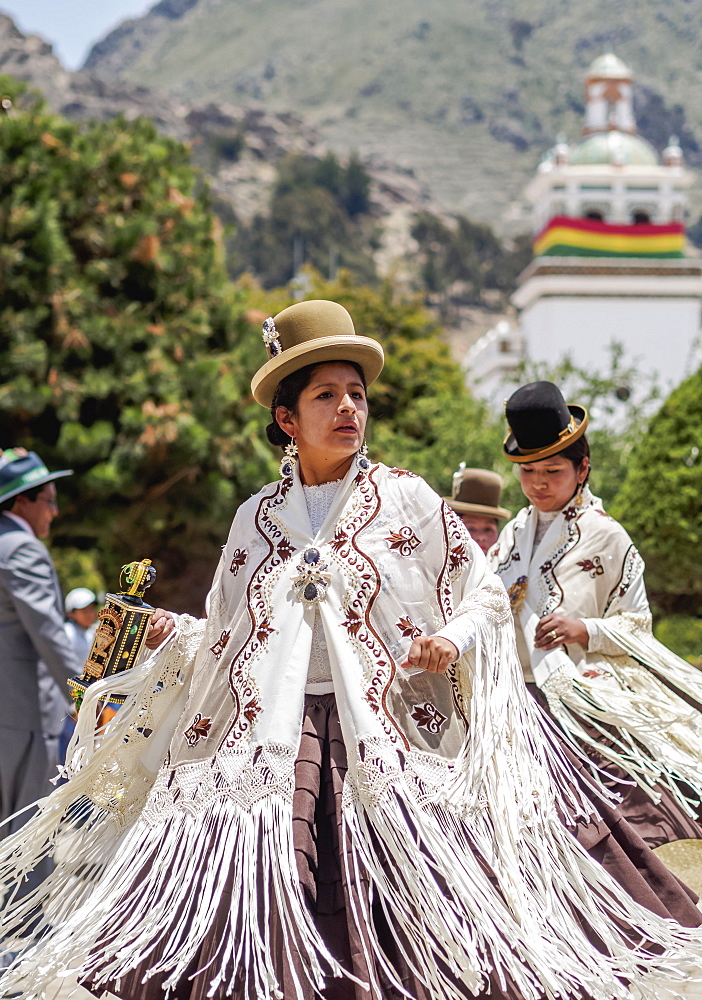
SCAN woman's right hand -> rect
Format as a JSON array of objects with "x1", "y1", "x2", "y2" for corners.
[{"x1": 145, "y1": 608, "x2": 176, "y2": 648}]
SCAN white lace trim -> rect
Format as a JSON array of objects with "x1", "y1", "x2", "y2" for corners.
[
  {"x1": 533, "y1": 507, "x2": 560, "y2": 549},
  {"x1": 303, "y1": 479, "x2": 341, "y2": 691}
]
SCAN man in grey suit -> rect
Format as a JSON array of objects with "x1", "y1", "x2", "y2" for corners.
[{"x1": 0, "y1": 449, "x2": 81, "y2": 883}]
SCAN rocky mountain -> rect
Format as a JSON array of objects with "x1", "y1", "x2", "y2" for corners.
[
  {"x1": 0, "y1": 11, "x2": 438, "y2": 280},
  {"x1": 80, "y1": 0, "x2": 702, "y2": 230}
]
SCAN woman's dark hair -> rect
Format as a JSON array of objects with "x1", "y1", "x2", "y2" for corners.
[
  {"x1": 266, "y1": 360, "x2": 367, "y2": 448},
  {"x1": 559, "y1": 433, "x2": 590, "y2": 480}
]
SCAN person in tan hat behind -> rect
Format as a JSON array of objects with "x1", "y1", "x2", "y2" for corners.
[
  {"x1": 6, "y1": 309, "x2": 702, "y2": 1000},
  {"x1": 443, "y1": 464, "x2": 510, "y2": 554}
]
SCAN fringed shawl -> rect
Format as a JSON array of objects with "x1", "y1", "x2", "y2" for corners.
[
  {"x1": 1, "y1": 464, "x2": 701, "y2": 999},
  {"x1": 492, "y1": 484, "x2": 702, "y2": 816}
]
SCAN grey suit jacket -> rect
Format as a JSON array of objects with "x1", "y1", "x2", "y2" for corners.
[{"x1": 0, "y1": 514, "x2": 81, "y2": 732}]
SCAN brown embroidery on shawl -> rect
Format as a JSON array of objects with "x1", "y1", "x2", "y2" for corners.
[
  {"x1": 276, "y1": 538, "x2": 294, "y2": 561},
  {"x1": 410, "y1": 702, "x2": 447, "y2": 734},
  {"x1": 229, "y1": 549, "x2": 247, "y2": 575},
  {"x1": 329, "y1": 525, "x2": 348, "y2": 552},
  {"x1": 338, "y1": 468, "x2": 409, "y2": 749},
  {"x1": 386, "y1": 526, "x2": 420, "y2": 556},
  {"x1": 256, "y1": 619, "x2": 275, "y2": 643},
  {"x1": 220, "y1": 478, "x2": 291, "y2": 749},
  {"x1": 448, "y1": 543, "x2": 471, "y2": 574},
  {"x1": 577, "y1": 556, "x2": 604, "y2": 578},
  {"x1": 396, "y1": 617, "x2": 422, "y2": 640},
  {"x1": 342, "y1": 608, "x2": 363, "y2": 637},
  {"x1": 184, "y1": 713, "x2": 212, "y2": 746},
  {"x1": 210, "y1": 629, "x2": 231, "y2": 660},
  {"x1": 225, "y1": 663, "x2": 262, "y2": 744},
  {"x1": 604, "y1": 544, "x2": 643, "y2": 613},
  {"x1": 388, "y1": 467, "x2": 418, "y2": 478}
]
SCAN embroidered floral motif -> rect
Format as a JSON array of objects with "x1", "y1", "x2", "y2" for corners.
[
  {"x1": 342, "y1": 608, "x2": 363, "y2": 636},
  {"x1": 540, "y1": 560, "x2": 553, "y2": 574},
  {"x1": 577, "y1": 556, "x2": 604, "y2": 578},
  {"x1": 448, "y1": 543, "x2": 470, "y2": 574},
  {"x1": 256, "y1": 619, "x2": 275, "y2": 643},
  {"x1": 563, "y1": 507, "x2": 578, "y2": 522},
  {"x1": 209, "y1": 629, "x2": 231, "y2": 660},
  {"x1": 229, "y1": 549, "x2": 247, "y2": 575},
  {"x1": 276, "y1": 538, "x2": 294, "y2": 561},
  {"x1": 396, "y1": 617, "x2": 423, "y2": 640},
  {"x1": 410, "y1": 701, "x2": 447, "y2": 734},
  {"x1": 388, "y1": 467, "x2": 418, "y2": 478},
  {"x1": 507, "y1": 575, "x2": 528, "y2": 611},
  {"x1": 386, "y1": 526, "x2": 420, "y2": 556},
  {"x1": 329, "y1": 525, "x2": 349, "y2": 552},
  {"x1": 582, "y1": 668, "x2": 608, "y2": 679},
  {"x1": 184, "y1": 713, "x2": 212, "y2": 746}
]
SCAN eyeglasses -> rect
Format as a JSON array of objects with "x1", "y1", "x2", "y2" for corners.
[{"x1": 37, "y1": 495, "x2": 58, "y2": 510}]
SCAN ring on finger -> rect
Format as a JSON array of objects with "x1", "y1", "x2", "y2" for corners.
[{"x1": 549, "y1": 629, "x2": 558, "y2": 641}]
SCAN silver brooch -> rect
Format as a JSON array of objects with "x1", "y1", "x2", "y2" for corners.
[
  {"x1": 262, "y1": 317, "x2": 282, "y2": 358},
  {"x1": 292, "y1": 547, "x2": 331, "y2": 605}
]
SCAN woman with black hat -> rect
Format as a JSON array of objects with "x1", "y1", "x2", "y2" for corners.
[
  {"x1": 1, "y1": 323, "x2": 701, "y2": 1000},
  {"x1": 493, "y1": 380, "x2": 702, "y2": 849}
]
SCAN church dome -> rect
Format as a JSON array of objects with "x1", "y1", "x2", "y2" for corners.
[
  {"x1": 570, "y1": 130, "x2": 659, "y2": 166},
  {"x1": 586, "y1": 53, "x2": 633, "y2": 80}
]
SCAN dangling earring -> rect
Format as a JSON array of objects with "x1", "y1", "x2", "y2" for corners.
[
  {"x1": 574, "y1": 480, "x2": 585, "y2": 507},
  {"x1": 356, "y1": 439, "x2": 370, "y2": 472},
  {"x1": 279, "y1": 439, "x2": 298, "y2": 478}
]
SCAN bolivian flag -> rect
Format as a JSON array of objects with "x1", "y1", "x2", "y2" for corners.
[{"x1": 534, "y1": 215, "x2": 685, "y2": 258}]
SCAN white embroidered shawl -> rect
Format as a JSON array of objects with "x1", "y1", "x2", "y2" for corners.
[
  {"x1": 492, "y1": 484, "x2": 702, "y2": 814},
  {"x1": 0, "y1": 465, "x2": 700, "y2": 1000}
]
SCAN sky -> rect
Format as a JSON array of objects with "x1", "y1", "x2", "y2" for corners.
[{"x1": 1, "y1": 0, "x2": 154, "y2": 70}]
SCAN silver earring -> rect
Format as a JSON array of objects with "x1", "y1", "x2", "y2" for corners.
[
  {"x1": 279, "y1": 439, "x2": 298, "y2": 478},
  {"x1": 356, "y1": 439, "x2": 370, "y2": 472}
]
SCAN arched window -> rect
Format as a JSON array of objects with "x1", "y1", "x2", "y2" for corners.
[
  {"x1": 584, "y1": 209, "x2": 604, "y2": 221},
  {"x1": 632, "y1": 210, "x2": 650, "y2": 224}
]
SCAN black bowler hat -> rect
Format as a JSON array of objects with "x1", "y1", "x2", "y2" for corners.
[
  {"x1": 503, "y1": 382, "x2": 588, "y2": 463},
  {"x1": 0, "y1": 449, "x2": 73, "y2": 504}
]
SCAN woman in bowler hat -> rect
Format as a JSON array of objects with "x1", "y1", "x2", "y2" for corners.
[{"x1": 492, "y1": 380, "x2": 702, "y2": 852}]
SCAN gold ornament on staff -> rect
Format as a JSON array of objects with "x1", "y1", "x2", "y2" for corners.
[{"x1": 67, "y1": 559, "x2": 157, "y2": 712}]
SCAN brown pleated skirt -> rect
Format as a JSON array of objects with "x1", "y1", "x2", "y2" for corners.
[{"x1": 87, "y1": 692, "x2": 700, "y2": 1000}]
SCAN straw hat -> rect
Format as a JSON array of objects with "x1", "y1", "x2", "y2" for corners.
[
  {"x1": 250, "y1": 300, "x2": 384, "y2": 407},
  {"x1": 444, "y1": 465, "x2": 511, "y2": 519},
  {"x1": 503, "y1": 381, "x2": 588, "y2": 463}
]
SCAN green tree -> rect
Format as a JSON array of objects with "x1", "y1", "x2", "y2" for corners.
[
  {"x1": 612, "y1": 367, "x2": 702, "y2": 614},
  {"x1": 0, "y1": 78, "x2": 273, "y2": 612},
  {"x1": 230, "y1": 153, "x2": 376, "y2": 288}
]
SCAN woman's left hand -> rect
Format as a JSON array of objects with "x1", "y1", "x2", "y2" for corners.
[
  {"x1": 534, "y1": 613, "x2": 589, "y2": 651},
  {"x1": 400, "y1": 636, "x2": 459, "y2": 673}
]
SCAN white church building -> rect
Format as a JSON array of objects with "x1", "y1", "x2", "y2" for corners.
[{"x1": 466, "y1": 53, "x2": 702, "y2": 405}]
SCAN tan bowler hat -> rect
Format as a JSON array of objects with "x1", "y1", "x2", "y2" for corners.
[
  {"x1": 443, "y1": 465, "x2": 511, "y2": 520},
  {"x1": 250, "y1": 300, "x2": 384, "y2": 407}
]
